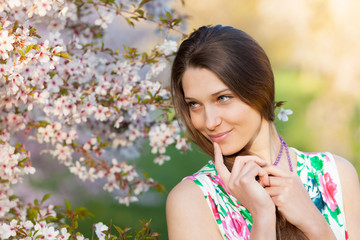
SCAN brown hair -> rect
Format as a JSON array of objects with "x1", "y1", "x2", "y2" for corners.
[{"x1": 171, "y1": 25, "x2": 307, "y2": 239}]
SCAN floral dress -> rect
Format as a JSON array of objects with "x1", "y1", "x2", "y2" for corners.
[{"x1": 185, "y1": 149, "x2": 348, "y2": 240}]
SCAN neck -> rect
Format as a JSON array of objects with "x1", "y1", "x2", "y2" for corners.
[{"x1": 247, "y1": 118, "x2": 281, "y2": 166}]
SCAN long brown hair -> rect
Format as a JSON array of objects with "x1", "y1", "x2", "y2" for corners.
[{"x1": 171, "y1": 25, "x2": 307, "y2": 239}]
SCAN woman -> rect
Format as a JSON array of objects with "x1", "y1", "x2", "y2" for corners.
[{"x1": 166, "y1": 25, "x2": 360, "y2": 239}]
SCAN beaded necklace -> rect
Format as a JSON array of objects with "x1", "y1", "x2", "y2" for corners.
[{"x1": 273, "y1": 136, "x2": 293, "y2": 172}]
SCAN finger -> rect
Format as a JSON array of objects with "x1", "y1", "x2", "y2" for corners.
[
  {"x1": 237, "y1": 155, "x2": 267, "y2": 167},
  {"x1": 213, "y1": 142, "x2": 230, "y2": 184},
  {"x1": 265, "y1": 186, "x2": 282, "y2": 196},
  {"x1": 264, "y1": 165, "x2": 293, "y2": 177},
  {"x1": 230, "y1": 156, "x2": 267, "y2": 178},
  {"x1": 258, "y1": 168, "x2": 270, "y2": 187},
  {"x1": 267, "y1": 176, "x2": 286, "y2": 187},
  {"x1": 231, "y1": 158, "x2": 268, "y2": 185},
  {"x1": 233, "y1": 161, "x2": 269, "y2": 186}
]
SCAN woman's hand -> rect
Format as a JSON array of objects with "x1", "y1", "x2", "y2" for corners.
[
  {"x1": 264, "y1": 165, "x2": 336, "y2": 239},
  {"x1": 213, "y1": 142, "x2": 274, "y2": 216},
  {"x1": 214, "y1": 142, "x2": 276, "y2": 239}
]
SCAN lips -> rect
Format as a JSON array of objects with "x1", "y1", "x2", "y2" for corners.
[{"x1": 208, "y1": 130, "x2": 232, "y2": 143}]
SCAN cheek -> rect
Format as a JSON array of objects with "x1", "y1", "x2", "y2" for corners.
[{"x1": 190, "y1": 113, "x2": 203, "y2": 131}]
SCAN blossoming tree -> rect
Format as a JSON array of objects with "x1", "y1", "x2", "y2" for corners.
[{"x1": 0, "y1": 0, "x2": 189, "y2": 239}]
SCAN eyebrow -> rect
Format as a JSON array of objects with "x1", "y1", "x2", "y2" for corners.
[{"x1": 184, "y1": 88, "x2": 230, "y2": 100}]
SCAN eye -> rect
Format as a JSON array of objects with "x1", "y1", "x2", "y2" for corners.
[
  {"x1": 218, "y1": 95, "x2": 232, "y2": 102},
  {"x1": 187, "y1": 101, "x2": 200, "y2": 110}
]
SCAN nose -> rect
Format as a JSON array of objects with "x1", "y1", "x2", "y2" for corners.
[{"x1": 205, "y1": 107, "x2": 221, "y2": 131}]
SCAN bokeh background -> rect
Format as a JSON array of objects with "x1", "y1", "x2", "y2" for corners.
[{"x1": 15, "y1": 0, "x2": 360, "y2": 239}]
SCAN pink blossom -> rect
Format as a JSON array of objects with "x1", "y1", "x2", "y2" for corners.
[
  {"x1": 0, "y1": 220, "x2": 17, "y2": 239},
  {"x1": 34, "y1": 0, "x2": 52, "y2": 16},
  {"x1": 52, "y1": 143, "x2": 73, "y2": 166},
  {"x1": 149, "y1": 123, "x2": 176, "y2": 154},
  {"x1": 58, "y1": 228, "x2": 71, "y2": 239},
  {"x1": 40, "y1": 226, "x2": 59, "y2": 240},
  {"x1": 0, "y1": 30, "x2": 15, "y2": 55},
  {"x1": 94, "y1": 105, "x2": 110, "y2": 121},
  {"x1": 154, "y1": 155, "x2": 170, "y2": 165}
]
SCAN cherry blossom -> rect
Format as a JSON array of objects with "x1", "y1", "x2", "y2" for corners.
[
  {"x1": 0, "y1": 220, "x2": 17, "y2": 239},
  {"x1": 156, "y1": 39, "x2": 178, "y2": 55},
  {"x1": 94, "y1": 9, "x2": 115, "y2": 29},
  {"x1": 33, "y1": 0, "x2": 52, "y2": 17},
  {"x1": 154, "y1": 154, "x2": 171, "y2": 165},
  {"x1": 116, "y1": 195, "x2": 139, "y2": 207},
  {"x1": 58, "y1": 228, "x2": 71, "y2": 240},
  {"x1": 0, "y1": 29, "x2": 15, "y2": 59},
  {"x1": 149, "y1": 123, "x2": 177, "y2": 154},
  {"x1": 0, "y1": 0, "x2": 187, "y2": 238},
  {"x1": 52, "y1": 143, "x2": 73, "y2": 166},
  {"x1": 94, "y1": 222, "x2": 109, "y2": 240},
  {"x1": 277, "y1": 107, "x2": 294, "y2": 122}
]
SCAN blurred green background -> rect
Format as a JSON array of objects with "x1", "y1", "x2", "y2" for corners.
[{"x1": 18, "y1": 0, "x2": 360, "y2": 239}]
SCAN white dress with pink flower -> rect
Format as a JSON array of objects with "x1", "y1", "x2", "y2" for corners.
[{"x1": 185, "y1": 149, "x2": 348, "y2": 240}]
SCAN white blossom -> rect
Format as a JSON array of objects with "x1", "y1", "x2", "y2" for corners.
[
  {"x1": 94, "y1": 222, "x2": 109, "y2": 240},
  {"x1": 156, "y1": 39, "x2": 177, "y2": 55},
  {"x1": 154, "y1": 154, "x2": 170, "y2": 165},
  {"x1": 277, "y1": 108, "x2": 293, "y2": 122},
  {"x1": 116, "y1": 195, "x2": 138, "y2": 207}
]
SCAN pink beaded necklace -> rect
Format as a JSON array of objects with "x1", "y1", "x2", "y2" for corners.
[{"x1": 273, "y1": 136, "x2": 293, "y2": 172}]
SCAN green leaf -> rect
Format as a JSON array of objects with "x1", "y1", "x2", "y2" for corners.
[
  {"x1": 114, "y1": 225, "x2": 125, "y2": 234},
  {"x1": 137, "y1": 9, "x2": 144, "y2": 17},
  {"x1": 166, "y1": 11, "x2": 172, "y2": 20},
  {"x1": 45, "y1": 216, "x2": 57, "y2": 220},
  {"x1": 58, "y1": 224, "x2": 70, "y2": 229},
  {"x1": 9, "y1": 195, "x2": 18, "y2": 201},
  {"x1": 154, "y1": 184, "x2": 166, "y2": 194},
  {"x1": 173, "y1": 19, "x2": 181, "y2": 26},
  {"x1": 125, "y1": 18, "x2": 134, "y2": 27},
  {"x1": 15, "y1": 142, "x2": 22, "y2": 149},
  {"x1": 58, "y1": 52, "x2": 71, "y2": 60},
  {"x1": 65, "y1": 200, "x2": 71, "y2": 210},
  {"x1": 139, "y1": 0, "x2": 153, "y2": 8},
  {"x1": 59, "y1": 88, "x2": 68, "y2": 95},
  {"x1": 74, "y1": 206, "x2": 94, "y2": 219},
  {"x1": 25, "y1": 44, "x2": 34, "y2": 54},
  {"x1": 41, "y1": 193, "x2": 51, "y2": 203}
]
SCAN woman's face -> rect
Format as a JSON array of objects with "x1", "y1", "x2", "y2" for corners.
[{"x1": 182, "y1": 67, "x2": 263, "y2": 155}]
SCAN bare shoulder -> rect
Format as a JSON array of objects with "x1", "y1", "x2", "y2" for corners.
[
  {"x1": 332, "y1": 154, "x2": 360, "y2": 239},
  {"x1": 331, "y1": 153, "x2": 359, "y2": 193},
  {"x1": 166, "y1": 179, "x2": 222, "y2": 240},
  {"x1": 166, "y1": 179, "x2": 204, "y2": 215},
  {"x1": 167, "y1": 178, "x2": 202, "y2": 202},
  {"x1": 332, "y1": 154, "x2": 359, "y2": 182}
]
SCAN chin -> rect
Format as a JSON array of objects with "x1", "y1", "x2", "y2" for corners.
[
  {"x1": 220, "y1": 146, "x2": 244, "y2": 157},
  {"x1": 221, "y1": 148, "x2": 242, "y2": 157}
]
